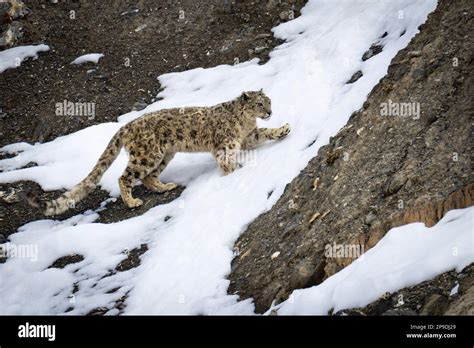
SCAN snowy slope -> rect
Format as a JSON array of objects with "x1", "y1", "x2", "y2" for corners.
[
  {"x1": 0, "y1": 0, "x2": 441, "y2": 314},
  {"x1": 275, "y1": 206, "x2": 474, "y2": 315}
]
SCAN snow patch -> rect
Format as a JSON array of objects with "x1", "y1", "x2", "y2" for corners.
[
  {"x1": 450, "y1": 281, "x2": 460, "y2": 296},
  {"x1": 0, "y1": 44, "x2": 49, "y2": 73},
  {"x1": 70, "y1": 53, "x2": 104, "y2": 65}
]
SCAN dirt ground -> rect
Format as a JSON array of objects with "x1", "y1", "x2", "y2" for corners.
[
  {"x1": 0, "y1": 0, "x2": 306, "y2": 238},
  {"x1": 0, "y1": 0, "x2": 305, "y2": 147}
]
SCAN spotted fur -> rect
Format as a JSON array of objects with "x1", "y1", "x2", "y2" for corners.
[{"x1": 34, "y1": 89, "x2": 291, "y2": 216}]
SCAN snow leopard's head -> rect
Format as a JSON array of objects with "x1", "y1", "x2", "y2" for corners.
[{"x1": 240, "y1": 89, "x2": 272, "y2": 119}]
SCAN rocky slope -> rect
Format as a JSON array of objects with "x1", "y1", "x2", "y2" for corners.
[
  {"x1": 228, "y1": 0, "x2": 473, "y2": 313},
  {"x1": 0, "y1": 0, "x2": 305, "y2": 147}
]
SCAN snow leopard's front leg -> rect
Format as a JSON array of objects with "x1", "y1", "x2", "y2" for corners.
[
  {"x1": 213, "y1": 140, "x2": 241, "y2": 175},
  {"x1": 241, "y1": 123, "x2": 291, "y2": 150}
]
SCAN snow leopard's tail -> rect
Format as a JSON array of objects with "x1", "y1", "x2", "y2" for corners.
[{"x1": 27, "y1": 129, "x2": 124, "y2": 216}]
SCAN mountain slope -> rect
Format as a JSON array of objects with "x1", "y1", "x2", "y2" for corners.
[{"x1": 228, "y1": 0, "x2": 473, "y2": 313}]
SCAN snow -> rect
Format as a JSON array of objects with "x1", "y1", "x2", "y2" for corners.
[
  {"x1": 275, "y1": 206, "x2": 474, "y2": 315},
  {"x1": 70, "y1": 53, "x2": 104, "y2": 65},
  {"x1": 0, "y1": 44, "x2": 49, "y2": 73},
  {"x1": 450, "y1": 281, "x2": 459, "y2": 296},
  {"x1": 0, "y1": 0, "x2": 443, "y2": 315}
]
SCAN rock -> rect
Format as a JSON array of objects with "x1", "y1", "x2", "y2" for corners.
[
  {"x1": 239, "y1": 248, "x2": 251, "y2": 261},
  {"x1": 134, "y1": 24, "x2": 147, "y2": 32},
  {"x1": 236, "y1": 12, "x2": 250, "y2": 23},
  {"x1": 445, "y1": 285, "x2": 474, "y2": 315},
  {"x1": 9, "y1": 20, "x2": 22, "y2": 37},
  {"x1": 335, "y1": 309, "x2": 365, "y2": 316},
  {"x1": 0, "y1": 2, "x2": 11, "y2": 25},
  {"x1": 326, "y1": 147, "x2": 343, "y2": 165},
  {"x1": 266, "y1": 0, "x2": 280, "y2": 10},
  {"x1": 49, "y1": 254, "x2": 85, "y2": 269},
  {"x1": 364, "y1": 211, "x2": 377, "y2": 226},
  {"x1": 412, "y1": 58, "x2": 446, "y2": 81},
  {"x1": 411, "y1": 67, "x2": 426, "y2": 81},
  {"x1": 254, "y1": 46, "x2": 267, "y2": 54},
  {"x1": 407, "y1": 50, "x2": 422, "y2": 58},
  {"x1": 219, "y1": 42, "x2": 233, "y2": 52},
  {"x1": 382, "y1": 308, "x2": 417, "y2": 316},
  {"x1": 132, "y1": 99, "x2": 148, "y2": 111},
  {"x1": 0, "y1": 234, "x2": 6, "y2": 244},
  {"x1": 0, "y1": 0, "x2": 30, "y2": 49},
  {"x1": 420, "y1": 293, "x2": 448, "y2": 315},
  {"x1": 279, "y1": 10, "x2": 293, "y2": 21},
  {"x1": 0, "y1": 21, "x2": 23, "y2": 47},
  {"x1": 8, "y1": 0, "x2": 30, "y2": 20},
  {"x1": 222, "y1": 0, "x2": 234, "y2": 13},
  {"x1": 362, "y1": 44, "x2": 383, "y2": 61},
  {"x1": 87, "y1": 307, "x2": 108, "y2": 316},
  {"x1": 283, "y1": 214, "x2": 302, "y2": 234},
  {"x1": 388, "y1": 62, "x2": 409, "y2": 81},
  {"x1": 347, "y1": 70, "x2": 363, "y2": 84},
  {"x1": 383, "y1": 172, "x2": 408, "y2": 197},
  {"x1": 312, "y1": 177, "x2": 320, "y2": 191},
  {"x1": 115, "y1": 244, "x2": 148, "y2": 272},
  {"x1": 120, "y1": 9, "x2": 140, "y2": 17},
  {"x1": 32, "y1": 117, "x2": 52, "y2": 143},
  {"x1": 0, "y1": 188, "x2": 20, "y2": 203},
  {"x1": 255, "y1": 33, "x2": 272, "y2": 40},
  {"x1": 289, "y1": 259, "x2": 324, "y2": 289}
]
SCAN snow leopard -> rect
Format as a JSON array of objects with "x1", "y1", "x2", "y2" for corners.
[{"x1": 28, "y1": 89, "x2": 291, "y2": 216}]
